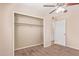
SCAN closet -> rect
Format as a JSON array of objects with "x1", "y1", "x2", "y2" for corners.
[{"x1": 14, "y1": 13, "x2": 43, "y2": 50}]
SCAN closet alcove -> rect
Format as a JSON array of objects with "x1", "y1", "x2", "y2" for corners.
[{"x1": 14, "y1": 13, "x2": 43, "y2": 50}]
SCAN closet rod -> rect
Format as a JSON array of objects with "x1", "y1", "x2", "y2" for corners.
[{"x1": 15, "y1": 23, "x2": 43, "y2": 26}]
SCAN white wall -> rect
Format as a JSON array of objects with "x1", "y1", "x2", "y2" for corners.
[
  {"x1": 44, "y1": 14, "x2": 53, "y2": 47},
  {"x1": 14, "y1": 4, "x2": 44, "y2": 18},
  {"x1": 0, "y1": 5, "x2": 4, "y2": 56},
  {"x1": 66, "y1": 5, "x2": 79, "y2": 50},
  {"x1": 0, "y1": 4, "x2": 15, "y2": 56}
]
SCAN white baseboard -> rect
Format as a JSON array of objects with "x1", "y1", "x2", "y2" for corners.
[
  {"x1": 15, "y1": 43, "x2": 43, "y2": 51},
  {"x1": 66, "y1": 45, "x2": 79, "y2": 50},
  {"x1": 54, "y1": 43, "x2": 79, "y2": 50}
]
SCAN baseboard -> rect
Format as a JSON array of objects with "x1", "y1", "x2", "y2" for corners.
[
  {"x1": 15, "y1": 43, "x2": 43, "y2": 51},
  {"x1": 54, "y1": 43, "x2": 79, "y2": 50},
  {"x1": 66, "y1": 45, "x2": 79, "y2": 50}
]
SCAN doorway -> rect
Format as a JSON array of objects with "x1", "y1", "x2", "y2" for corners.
[{"x1": 54, "y1": 19, "x2": 66, "y2": 46}]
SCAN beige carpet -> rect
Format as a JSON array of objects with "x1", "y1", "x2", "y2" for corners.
[{"x1": 15, "y1": 44, "x2": 79, "y2": 56}]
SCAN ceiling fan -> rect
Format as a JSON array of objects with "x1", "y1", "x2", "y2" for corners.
[{"x1": 43, "y1": 3, "x2": 79, "y2": 14}]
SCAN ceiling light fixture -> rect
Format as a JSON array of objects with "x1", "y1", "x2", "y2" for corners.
[{"x1": 55, "y1": 7, "x2": 67, "y2": 13}]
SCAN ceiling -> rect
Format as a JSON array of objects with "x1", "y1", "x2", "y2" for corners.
[
  {"x1": 20, "y1": 3, "x2": 57, "y2": 15},
  {"x1": 1, "y1": 3, "x2": 79, "y2": 17}
]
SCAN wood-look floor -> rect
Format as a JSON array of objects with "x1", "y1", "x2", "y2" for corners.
[{"x1": 15, "y1": 44, "x2": 79, "y2": 56}]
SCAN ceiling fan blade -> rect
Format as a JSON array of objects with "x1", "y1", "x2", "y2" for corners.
[
  {"x1": 43, "y1": 5, "x2": 56, "y2": 7},
  {"x1": 49, "y1": 8, "x2": 57, "y2": 14},
  {"x1": 49, "y1": 6, "x2": 60, "y2": 14},
  {"x1": 66, "y1": 3, "x2": 79, "y2": 6},
  {"x1": 57, "y1": 3, "x2": 65, "y2": 6}
]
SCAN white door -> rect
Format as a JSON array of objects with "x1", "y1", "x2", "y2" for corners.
[{"x1": 54, "y1": 19, "x2": 66, "y2": 46}]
